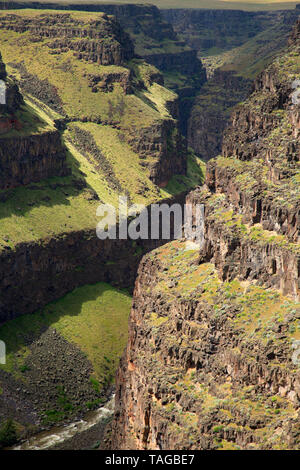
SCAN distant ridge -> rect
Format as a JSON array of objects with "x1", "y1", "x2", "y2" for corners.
[{"x1": 0, "y1": 0, "x2": 299, "y2": 13}]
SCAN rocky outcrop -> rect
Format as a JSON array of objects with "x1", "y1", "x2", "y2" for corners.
[
  {"x1": 205, "y1": 163, "x2": 300, "y2": 244},
  {"x1": 0, "y1": 13, "x2": 134, "y2": 66},
  {"x1": 0, "y1": 191, "x2": 187, "y2": 324},
  {"x1": 0, "y1": 130, "x2": 69, "y2": 190},
  {"x1": 111, "y1": 19, "x2": 300, "y2": 451},
  {"x1": 125, "y1": 117, "x2": 187, "y2": 187}
]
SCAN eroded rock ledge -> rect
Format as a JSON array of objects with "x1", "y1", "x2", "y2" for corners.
[
  {"x1": 111, "y1": 241, "x2": 300, "y2": 450},
  {"x1": 0, "y1": 12, "x2": 134, "y2": 66},
  {"x1": 110, "y1": 19, "x2": 300, "y2": 450}
]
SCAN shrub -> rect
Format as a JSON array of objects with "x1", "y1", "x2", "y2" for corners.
[{"x1": 0, "y1": 419, "x2": 18, "y2": 448}]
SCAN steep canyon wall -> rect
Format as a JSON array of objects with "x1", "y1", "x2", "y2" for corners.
[{"x1": 110, "y1": 19, "x2": 300, "y2": 451}]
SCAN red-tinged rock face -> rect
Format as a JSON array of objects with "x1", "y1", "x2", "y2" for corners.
[{"x1": 109, "y1": 17, "x2": 300, "y2": 451}]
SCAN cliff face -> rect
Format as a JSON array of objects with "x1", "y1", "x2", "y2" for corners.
[
  {"x1": 163, "y1": 8, "x2": 299, "y2": 55},
  {"x1": 125, "y1": 117, "x2": 187, "y2": 187},
  {"x1": 0, "y1": 10, "x2": 188, "y2": 187},
  {"x1": 188, "y1": 70, "x2": 252, "y2": 161},
  {"x1": 111, "y1": 21, "x2": 300, "y2": 451},
  {"x1": 0, "y1": 130, "x2": 68, "y2": 190}
]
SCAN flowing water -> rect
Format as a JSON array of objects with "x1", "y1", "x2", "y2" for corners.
[{"x1": 11, "y1": 394, "x2": 115, "y2": 450}]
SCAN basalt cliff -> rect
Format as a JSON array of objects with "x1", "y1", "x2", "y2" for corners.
[
  {"x1": 165, "y1": 6, "x2": 300, "y2": 161},
  {"x1": 1, "y1": 2, "x2": 300, "y2": 452},
  {"x1": 110, "y1": 20, "x2": 300, "y2": 451},
  {"x1": 0, "y1": 52, "x2": 68, "y2": 189},
  {"x1": 0, "y1": 7, "x2": 197, "y2": 444}
]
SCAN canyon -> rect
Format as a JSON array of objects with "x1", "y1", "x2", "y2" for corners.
[
  {"x1": 110, "y1": 15, "x2": 300, "y2": 450},
  {"x1": 0, "y1": 0, "x2": 299, "y2": 452}
]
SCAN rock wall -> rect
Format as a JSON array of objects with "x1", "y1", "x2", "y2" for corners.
[
  {"x1": 0, "y1": 130, "x2": 69, "y2": 190},
  {"x1": 111, "y1": 241, "x2": 300, "y2": 450},
  {"x1": 188, "y1": 70, "x2": 252, "y2": 161},
  {"x1": 125, "y1": 117, "x2": 187, "y2": 187},
  {"x1": 111, "y1": 19, "x2": 300, "y2": 451},
  {"x1": 0, "y1": 192, "x2": 187, "y2": 324}
]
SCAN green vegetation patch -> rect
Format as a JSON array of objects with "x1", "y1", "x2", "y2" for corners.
[
  {"x1": 0, "y1": 282, "x2": 132, "y2": 382},
  {"x1": 68, "y1": 122, "x2": 161, "y2": 206}
]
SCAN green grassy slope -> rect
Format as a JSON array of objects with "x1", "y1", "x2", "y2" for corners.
[{"x1": 0, "y1": 282, "x2": 132, "y2": 383}]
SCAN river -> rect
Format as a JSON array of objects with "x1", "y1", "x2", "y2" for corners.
[{"x1": 11, "y1": 394, "x2": 115, "y2": 450}]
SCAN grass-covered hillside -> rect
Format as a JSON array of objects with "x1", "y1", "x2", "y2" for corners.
[
  {"x1": 0, "y1": 282, "x2": 131, "y2": 434},
  {"x1": 0, "y1": 8, "x2": 204, "y2": 443},
  {"x1": 0, "y1": 9, "x2": 204, "y2": 250}
]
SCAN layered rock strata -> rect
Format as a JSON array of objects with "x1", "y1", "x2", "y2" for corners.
[
  {"x1": 111, "y1": 20, "x2": 300, "y2": 451},
  {"x1": 0, "y1": 191, "x2": 187, "y2": 324}
]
